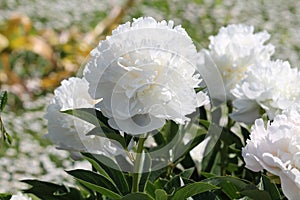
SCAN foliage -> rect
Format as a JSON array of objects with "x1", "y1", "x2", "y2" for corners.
[{"x1": 18, "y1": 107, "x2": 286, "y2": 199}]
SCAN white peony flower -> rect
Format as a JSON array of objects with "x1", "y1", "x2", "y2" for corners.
[
  {"x1": 242, "y1": 104, "x2": 300, "y2": 200},
  {"x1": 84, "y1": 17, "x2": 208, "y2": 135},
  {"x1": 231, "y1": 60, "x2": 300, "y2": 123},
  {"x1": 45, "y1": 77, "x2": 124, "y2": 157},
  {"x1": 10, "y1": 192, "x2": 32, "y2": 200},
  {"x1": 203, "y1": 24, "x2": 274, "y2": 100}
]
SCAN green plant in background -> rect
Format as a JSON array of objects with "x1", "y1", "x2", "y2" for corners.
[{"x1": 0, "y1": 91, "x2": 11, "y2": 149}]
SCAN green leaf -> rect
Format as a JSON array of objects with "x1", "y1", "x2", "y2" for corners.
[
  {"x1": 145, "y1": 181, "x2": 156, "y2": 198},
  {"x1": 124, "y1": 133, "x2": 133, "y2": 147},
  {"x1": 179, "y1": 168, "x2": 195, "y2": 179},
  {"x1": 154, "y1": 179, "x2": 168, "y2": 191},
  {"x1": 203, "y1": 176, "x2": 273, "y2": 200},
  {"x1": 171, "y1": 182, "x2": 219, "y2": 200},
  {"x1": 218, "y1": 180, "x2": 241, "y2": 199},
  {"x1": 148, "y1": 167, "x2": 167, "y2": 183},
  {"x1": 199, "y1": 119, "x2": 210, "y2": 129},
  {"x1": 0, "y1": 193, "x2": 12, "y2": 200},
  {"x1": 202, "y1": 176, "x2": 250, "y2": 190},
  {"x1": 0, "y1": 91, "x2": 7, "y2": 112},
  {"x1": 86, "y1": 126, "x2": 126, "y2": 148},
  {"x1": 240, "y1": 190, "x2": 272, "y2": 200},
  {"x1": 164, "y1": 176, "x2": 182, "y2": 194},
  {"x1": 22, "y1": 179, "x2": 83, "y2": 200},
  {"x1": 261, "y1": 174, "x2": 281, "y2": 200},
  {"x1": 66, "y1": 169, "x2": 121, "y2": 199},
  {"x1": 0, "y1": 117, "x2": 12, "y2": 145},
  {"x1": 82, "y1": 153, "x2": 130, "y2": 195},
  {"x1": 62, "y1": 108, "x2": 100, "y2": 126},
  {"x1": 202, "y1": 176, "x2": 252, "y2": 199},
  {"x1": 62, "y1": 108, "x2": 116, "y2": 134},
  {"x1": 121, "y1": 192, "x2": 154, "y2": 200},
  {"x1": 63, "y1": 108, "x2": 128, "y2": 148},
  {"x1": 200, "y1": 172, "x2": 217, "y2": 178},
  {"x1": 155, "y1": 189, "x2": 168, "y2": 200},
  {"x1": 82, "y1": 154, "x2": 113, "y2": 182},
  {"x1": 159, "y1": 120, "x2": 178, "y2": 144}
]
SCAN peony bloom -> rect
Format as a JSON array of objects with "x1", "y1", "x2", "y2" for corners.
[
  {"x1": 202, "y1": 24, "x2": 274, "y2": 100},
  {"x1": 84, "y1": 17, "x2": 208, "y2": 135},
  {"x1": 231, "y1": 60, "x2": 300, "y2": 123},
  {"x1": 10, "y1": 192, "x2": 32, "y2": 200},
  {"x1": 242, "y1": 104, "x2": 300, "y2": 200},
  {"x1": 45, "y1": 77, "x2": 123, "y2": 157}
]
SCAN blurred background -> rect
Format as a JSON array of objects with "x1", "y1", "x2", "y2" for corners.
[{"x1": 0, "y1": 0, "x2": 300, "y2": 192}]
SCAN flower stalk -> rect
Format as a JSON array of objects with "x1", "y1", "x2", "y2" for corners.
[{"x1": 132, "y1": 136, "x2": 146, "y2": 193}]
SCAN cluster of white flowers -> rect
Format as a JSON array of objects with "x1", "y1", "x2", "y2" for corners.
[
  {"x1": 200, "y1": 21, "x2": 300, "y2": 199},
  {"x1": 203, "y1": 23, "x2": 300, "y2": 124},
  {"x1": 243, "y1": 104, "x2": 300, "y2": 200}
]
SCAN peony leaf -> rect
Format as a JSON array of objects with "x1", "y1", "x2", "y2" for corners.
[
  {"x1": 179, "y1": 168, "x2": 195, "y2": 179},
  {"x1": 121, "y1": 192, "x2": 154, "y2": 200},
  {"x1": 159, "y1": 120, "x2": 178, "y2": 144},
  {"x1": 64, "y1": 108, "x2": 130, "y2": 150},
  {"x1": 201, "y1": 176, "x2": 262, "y2": 199},
  {"x1": 199, "y1": 119, "x2": 210, "y2": 129},
  {"x1": 86, "y1": 126, "x2": 126, "y2": 148},
  {"x1": 202, "y1": 176, "x2": 250, "y2": 189},
  {"x1": 0, "y1": 193, "x2": 12, "y2": 200},
  {"x1": 164, "y1": 175, "x2": 182, "y2": 194},
  {"x1": 62, "y1": 108, "x2": 105, "y2": 127},
  {"x1": 171, "y1": 182, "x2": 219, "y2": 200},
  {"x1": 163, "y1": 175, "x2": 194, "y2": 195},
  {"x1": 21, "y1": 179, "x2": 84, "y2": 200},
  {"x1": 82, "y1": 153, "x2": 130, "y2": 195},
  {"x1": 145, "y1": 181, "x2": 156, "y2": 198},
  {"x1": 218, "y1": 180, "x2": 241, "y2": 199},
  {"x1": 0, "y1": 91, "x2": 7, "y2": 112},
  {"x1": 260, "y1": 174, "x2": 281, "y2": 200},
  {"x1": 82, "y1": 154, "x2": 113, "y2": 182},
  {"x1": 66, "y1": 169, "x2": 122, "y2": 199},
  {"x1": 240, "y1": 190, "x2": 272, "y2": 200},
  {"x1": 155, "y1": 189, "x2": 168, "y2": 200}
]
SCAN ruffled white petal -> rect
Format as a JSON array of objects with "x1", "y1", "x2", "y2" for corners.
[
  {"x1": 203, "y1": 24, "x2": 274, "y2": 100},
  {"x1": 84, "y1": 17, "x2": 208, "y2": 135},
  {"x1": 232, "y1": 60, "x2": 300, "y2": 123},
  {"x1": 242, "y1": 104, "x2": 300, "y2": 199}
]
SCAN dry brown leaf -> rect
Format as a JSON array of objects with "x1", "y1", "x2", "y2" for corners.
[
  {"x1": 0, "y1": 34, "x2": 8, "y2": 52},
  {"x1": 41, "y1": 71, "x2": 72, "y2": 89}
]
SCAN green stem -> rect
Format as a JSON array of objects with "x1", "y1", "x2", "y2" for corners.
[
  {"x1": 132, "y1": 136, "x2": 146, "y2": 193},
  {"x1": 220, "y1": 141, "x2": 228, "y2": 176},
  {"x1": 220, "y1": 102, "x2": 234, "y2": 176}
]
